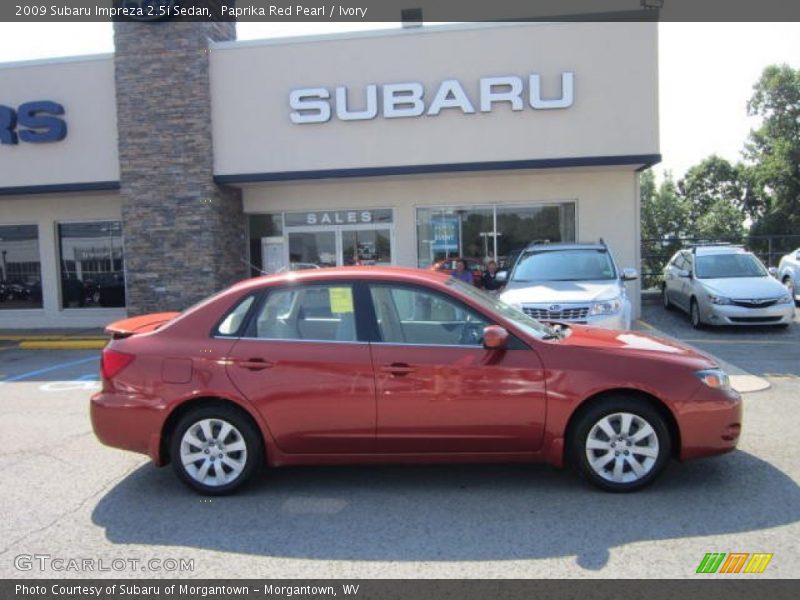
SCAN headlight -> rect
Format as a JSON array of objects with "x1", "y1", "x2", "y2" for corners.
[
  {"x1": 777, "y1": 294, "x2": 793, "y2": 305},
  {"x1": 589, "y1": 297, "x2": 621, "y2": 316},
  {"x1": 708, "y1": 294, "x2": 731, "y2": 305},
  {"x1": 695, "y1": 369, "x2": 731, "y2": 390}
]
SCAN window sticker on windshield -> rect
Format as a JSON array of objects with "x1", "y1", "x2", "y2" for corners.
[{"x1": 328, "y1": 287, "x2": 354, "y2": 313}]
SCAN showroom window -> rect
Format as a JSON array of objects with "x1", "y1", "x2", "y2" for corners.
[
  {"x1": 0, "y1": 224, "x2": 42, "y2": 310},
  {"x1": 57, "y1": 221, "x2": 125, "y2": 308},
  {"x1": 416, "y1": 203, "x2": 576, "y2": 268}
]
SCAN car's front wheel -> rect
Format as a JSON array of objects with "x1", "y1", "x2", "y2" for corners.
[
  {"x1": 170, "y1": 405, "x2": 262, "y2": 495},
  {"x1": 571, "y1": 396, "x2": 672, "y2": 492},
  {"x1": 690, "y1": 298, "x2": 703, "y2": 329},
  {"x1": 662, "y1": 285, "x2": 673, "y2": 311}
]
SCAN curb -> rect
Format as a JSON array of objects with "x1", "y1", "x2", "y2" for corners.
[
  {"x1": 635, "y1": 319, "x2": 771, "y2": 393},
  {"x1": 17, "y1": 340, "x2": 107, "y2": 350}
]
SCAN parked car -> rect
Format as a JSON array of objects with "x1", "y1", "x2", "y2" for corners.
[
  {"x1": 429, "y1": 257, "x2": 484, "y2": 286},
  {"x1": 777, "y1": 247, "x2": 800, "y2": 305},
  {"x1": 662, "y1": 245, "x2": 795, "y2": 328},
  {"x1": 497, "y1": 241, "x2": 637, "y2": 330},
  {"x1": 92, "y1": 267, "x2": 741, "y2": 495}
]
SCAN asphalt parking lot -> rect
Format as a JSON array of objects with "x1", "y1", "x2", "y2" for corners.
[{"x1": 0, "y1": 309, "x2": 798, "y2": 579}]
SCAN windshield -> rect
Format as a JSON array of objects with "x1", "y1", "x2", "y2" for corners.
[
  {"x1": 445, "y1": 278, "x2": 555, "y2": 339},
  {"x1": 695, "y1": 253, "x2": 768, "y2": 279},
  {"x1": 511, "y1": 249, "x2": 617, "y2": 282}
]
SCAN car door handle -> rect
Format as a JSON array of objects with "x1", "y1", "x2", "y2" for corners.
[
  {"x1": 380, "y1": 362, "x2": 415, "y2": 376},
  {"x1": 235, "y1": 358, "x2": 274, "y2": 371}
]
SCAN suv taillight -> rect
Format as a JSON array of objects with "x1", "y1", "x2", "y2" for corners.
[{"x1": 101, "y1": 348, "x2": 135, "y2": 380}]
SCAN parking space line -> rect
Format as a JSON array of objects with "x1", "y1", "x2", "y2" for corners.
[
  {"x1": 636, "y1": 319, "x2": 658, "y2": 331},
  {"x1": 682, "y1": 339, "x2": 796, "y2": 345},
  {"x1": 0, "y1": 355, "x2": 99, "y2": 385}
]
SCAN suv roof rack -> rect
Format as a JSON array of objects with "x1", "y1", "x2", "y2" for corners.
[{"x1": 690, "y1": 243, "x2": 744, "y2": 254}]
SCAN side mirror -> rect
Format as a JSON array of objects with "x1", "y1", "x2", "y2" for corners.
[
  {"x1": 678, "y1": 269, "x2": 691, "y2": 278},
  {"x1": 768, "y1": 267, "x2": 778, "y2": 277},
  {"x1": 621, "y1": 268, "x2": 638, "y2": 281},
  {"x1": 495, "y1": 270, "x2": 508, "y2": 283},
  {"x1": 483, "y1": 325, "x2": 508, "y2": 350}
]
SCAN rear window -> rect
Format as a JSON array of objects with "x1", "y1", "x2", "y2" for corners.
[{"x1": 215, "y1": 295, "x2": 256, "y2": 336}]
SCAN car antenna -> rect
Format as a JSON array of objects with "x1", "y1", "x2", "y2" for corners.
[{"x1": 240, "y1": 256, "x2": 267, "y2": 275}]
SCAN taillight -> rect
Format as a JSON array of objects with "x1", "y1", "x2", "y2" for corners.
[{"x1": 101, "y1": 348, "x2": 135, "y2": 380}]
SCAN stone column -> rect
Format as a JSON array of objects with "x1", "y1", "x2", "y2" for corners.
[{"x1": 113, "y1": 19, "x2": 246, "y2": 315}]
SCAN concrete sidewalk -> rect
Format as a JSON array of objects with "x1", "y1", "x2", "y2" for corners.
[{"x1": 0, "y1": 328, "x2": 107, "y2": 350}]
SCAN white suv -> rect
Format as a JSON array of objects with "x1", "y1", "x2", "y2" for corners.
[{"x1": 497, "y1": 242, "x2": 637, "y2": 330}]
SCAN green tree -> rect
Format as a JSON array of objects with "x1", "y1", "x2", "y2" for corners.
[
  {"x1": 677, "y1": 155, "x2": 764, "y2": 225},
  {"x1": 641, "y1": 170, "x2": 689, "y2": 241},
  {"x1": 640, "y1": 170, "x2": 689, "y2": 288},
  {"x1": 745, "y1": 64, "x2": 800, "y2": 234},
  {"x1": 694, "y1": 198, "x2": 746, "y2": 239}
]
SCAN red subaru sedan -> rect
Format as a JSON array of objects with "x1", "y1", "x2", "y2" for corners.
[{"x1": 91, "y1": 267, "x2": 741, "y2": 495}]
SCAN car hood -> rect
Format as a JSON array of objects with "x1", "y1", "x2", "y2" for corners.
[
  {"x1": 500, "y1": 280, "x2": 620, "y2": 305},
  {"x1": 558, "y1": 325, "x2": 716, "y2": 366},
  {"x1": 698, "y1": 276, "x2": 787, "y2": 299}
]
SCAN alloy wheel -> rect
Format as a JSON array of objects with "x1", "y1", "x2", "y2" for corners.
[
  {"x1": 180, "y1": 418, "x2": 248, "y2": 487},
  {"x1": 584, "y1": 412, "x2": 660, "y2": 484}
]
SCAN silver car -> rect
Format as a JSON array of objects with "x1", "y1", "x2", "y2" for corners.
[
  {"x1": 662, "y1": 245, "x2": 795, "y2": 329},
  {"x1": 498, "y1": 242, "x2": 637, "y2": 330},
  {"x1": 777, "y1": 247, "x2": 800, "y2": 304}
]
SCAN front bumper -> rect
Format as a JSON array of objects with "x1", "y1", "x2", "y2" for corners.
[
  {"x1": 90, "y1": 391, "x2": 167, "y2": 464},
  {"x1": 679, "y1": 386, "x2": 743, "y2": 460},
  {"x1": 703, "y1": 302, "x2": 795, "y2": 326}
]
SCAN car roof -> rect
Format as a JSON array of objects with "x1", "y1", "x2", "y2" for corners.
[
  {"x1": 226, "y1": 266, "x2": 451, "y2": 295},
  {"x1": 691, "y1": 245, "x2": 749, "y2": 256},
  {"x1": 522, "y1": 242, "x2": 607, "y2": 252}
]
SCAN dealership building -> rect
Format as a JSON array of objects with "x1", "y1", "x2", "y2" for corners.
[{"x1": 0, "y1": 20, "x2": 660, "y2": 328}]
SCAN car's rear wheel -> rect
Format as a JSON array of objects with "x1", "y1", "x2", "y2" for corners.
[
  {"x1": 690, "y1": 298, "x2": 703, "y2": 329},
  {"x1": 170, "y1": 405, "x2": 262, "y2": 495},
  {"x1": 571, "y1": 396, "x2": 671, "y2": 492},
  {"x1": 662, "y1": 285, "x2": 673, "y2": 310}
]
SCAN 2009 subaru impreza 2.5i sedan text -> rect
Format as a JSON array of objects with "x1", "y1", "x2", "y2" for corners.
[{"x1": 90, "y1": 267, "x2": 742, "y2": 495}]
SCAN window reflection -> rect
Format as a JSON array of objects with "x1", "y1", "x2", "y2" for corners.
[
  {"x1": 417, "y1": 203, "x2": 576, "y2": 269},
  {"x1": 58, "y1": 221, "x2": 125, "y2": 308},
  {"x1": 0, "y1": 224, "x2": 42, "y2": 310}
]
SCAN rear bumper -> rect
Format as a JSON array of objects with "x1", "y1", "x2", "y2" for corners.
[
  {"x1": 679, "y1": 387, "x2": 743, "y2": 460},
  {"x1": 90, "y1": 391, "x2": 167, "y2": 464}
]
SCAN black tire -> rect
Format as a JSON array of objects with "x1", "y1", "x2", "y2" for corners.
[
  {"x1": 662, "y1": 285, "x2": 673, "y2": 311},
  {"x1": 570, "y1": 395, "x2": 672, "y2": 493},
  {"x1": 689, "y1": 298, "x2": 703, "y2": 329},
  {"x1": 170, "y1": 404, "x2": 263, "y2": 495}
]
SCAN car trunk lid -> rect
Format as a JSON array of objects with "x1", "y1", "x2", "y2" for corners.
[{"x1": 104, "y1": 312, "x2": 180, "y2": 339}]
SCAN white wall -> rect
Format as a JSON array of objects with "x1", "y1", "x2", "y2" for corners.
[
  {"x1": 211, "y1": 22, "x2": 659, "y2": 176},
  {"x1": 0, "y1": 55, "x2": 119, "y2": 189},
  {"x1": 0, "y1": 192, "x2": 123, "y2": 328}
]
